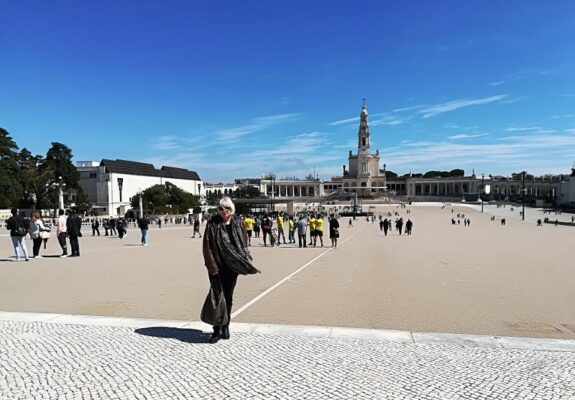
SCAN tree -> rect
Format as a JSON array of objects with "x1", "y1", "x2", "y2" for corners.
[
  {"x1": 130, "y1": 183, "x2": 201, "y2": 215},
  {"x1": 41, "y1": 142, "x2": 81, "y2": 188},
  {"x1": 232, "y1": 185, "x2": 263, "y2": 199},
  {"x1": 384, "y1": 170, "x2": 398, "y2": 179},
  {"x1": 15, "y1": 148, "x2": 55, "y2": 209},
  {"x1": 74, "y1": 187, "x2": 93, "y2": 214},
  {"x1": 448, "y1": 169, "x2": 465, "y2": 177},
  {"x1": 0, "y1": 128, "x2": 20, "y2": 208},
  {"x1": 423, "y1": 170, "x2": 445, "y2": 178},
  {"x1": 511, "y1": 171, "x2": 534, "y2": 181}
]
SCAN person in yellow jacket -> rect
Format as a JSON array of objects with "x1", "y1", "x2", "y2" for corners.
[
  {"x1": 314, "y1": 214, "x2": 324, "y2": 247},
  {"x1": 308, "y1": 214, "x2": 316, "y2": 246},
  {"x1": 243, "y1": 215, "x2": 255, "y2": 246},
  {"x1": 276, "y1": 213, "x2": 287, "y2": 245},
  {"x1": 288, "y1": 216, "x2": 296, "y2": 243}
]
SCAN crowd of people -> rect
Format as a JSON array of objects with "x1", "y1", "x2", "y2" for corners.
[{"x1": 3, "y1": 209, "x2": 205, "y2": 260}]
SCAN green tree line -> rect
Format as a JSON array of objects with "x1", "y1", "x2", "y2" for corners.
[{"x1": 0, "y1": 127, "x2": 90, "y2": 212}]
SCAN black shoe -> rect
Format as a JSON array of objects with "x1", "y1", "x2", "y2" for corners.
[
  {"x1": 209, "y1": 330, "x2": 222, "y2": 344},
  {"x1": 222, "y1": 326, "x2": 230, "y2": 340}
]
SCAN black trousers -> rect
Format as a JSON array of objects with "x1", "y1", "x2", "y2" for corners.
[
  {"x1": 69, "y1": 235, "x2": 80, "y2": 256},
  {"x1": 32, "y1": 238, "x2": 42, "y2": 257},
  {"x1": 58, "y1": 233, "x2": 68, "y2": 255},
  {"x1": 213, "y1": 264, "x2": 238, "y2": 330},
  {"x1": 298, "y1": 234, "x2": 307, "y2": 247}
]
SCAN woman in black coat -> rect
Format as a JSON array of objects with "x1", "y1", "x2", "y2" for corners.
[
  {"x1": 202, "y1": 197, "x2": 260, "y2": 343},
  {"x1": 329, "y1": 215, "x2": 340, "y2": 248}
]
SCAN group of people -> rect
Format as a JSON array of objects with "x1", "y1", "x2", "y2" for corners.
[
  {"x1": 4, "y1": 208, "x2": 159, "y2": 260},
  {"x1": 4, "y1": 207, "x2": 82, "y2": 260},
  {"x1": 379, "y1": 217, "x2": 414, "y2": 236},
  {"x1": 238, "y1": 212, "x2": 341, "y2": 248}
]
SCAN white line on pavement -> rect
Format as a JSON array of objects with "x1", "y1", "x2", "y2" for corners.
[{"x1": 231, "y1": 223, "x2": 367, "y2": 319}]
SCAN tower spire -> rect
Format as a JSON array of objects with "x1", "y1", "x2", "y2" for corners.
[{"x1": 358, "y1": 100, "x2": 370, "y2": 154}]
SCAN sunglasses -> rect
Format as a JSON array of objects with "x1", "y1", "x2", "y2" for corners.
[{"x1": 218, "y1": 206, "x2": 232, "y2": 212}]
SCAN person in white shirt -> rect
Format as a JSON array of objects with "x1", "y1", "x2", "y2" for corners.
[{"x1": 56, "y1": 209, "x2": 68, "y2": 258}]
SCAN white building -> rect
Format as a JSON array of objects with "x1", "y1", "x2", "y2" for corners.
[{"x1": 77, "y1": 159, "x2": 202, "y2": 216}]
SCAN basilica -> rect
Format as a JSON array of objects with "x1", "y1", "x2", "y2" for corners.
[{"x1": 341, "y1": 101, "x2": 387, "y2": 196}]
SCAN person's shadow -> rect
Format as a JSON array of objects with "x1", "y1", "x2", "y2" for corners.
[{"x1": 135, "y1": 327, "x2": 210, "y2": 344}]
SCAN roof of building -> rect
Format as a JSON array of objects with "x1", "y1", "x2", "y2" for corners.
[
  {"x1": 160, "y1": 166, "x2": 201, "y2": 181},
  {"x1": 100, "y1": 159, "x2": 201, "y2": 181}
]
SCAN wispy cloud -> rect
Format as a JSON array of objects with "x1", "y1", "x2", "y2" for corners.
[
  {"x1": 149, "y1": 136, "x2": 181, "y2": 151},
  {"x1": 370, "y1": 116, "x2": 407, "y2": 127},
  {"x1": 392, "y1": 104, "x2": 427, "y2": 113},
  {"x1": 329, "y1": 116, "x2": 359, "y2": 126},
  {"x1": 505, "y1": 126, "x2": 541, "y2": 132},
  {"x1": 548, "y1": 114, "x2": 575, "y2": 120},
  {"x1": 448, "y1": 133, "x2": 487, "y2": 140},
  {"x1": 488, "y1": 81, "x2": 505, "y2": 87},
  {"x1": 418, "y1": 95, "x2": 508, "y2": 118},
  {"x1": 215, "y1": 113, "x2": 299, "y2": 141},
  {"x1": 380, "y1": 129, "x2": 575, "y2": 175}
]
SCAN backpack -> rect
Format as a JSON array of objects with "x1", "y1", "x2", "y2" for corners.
[{"x1": 14, "y1": 225, "x2": 27, "y2": 236}]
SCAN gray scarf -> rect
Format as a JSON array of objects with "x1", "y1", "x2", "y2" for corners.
[{"x1": 216, "y1": 217, "x2": 260, "y2": 275}]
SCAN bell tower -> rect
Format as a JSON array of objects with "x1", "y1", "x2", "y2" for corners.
[{"x1": 358, "y1": 99, "x2": 370, "y2": 155}]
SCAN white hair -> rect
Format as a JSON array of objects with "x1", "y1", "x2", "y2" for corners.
[{"x1": 219, "y1": 196, "x2": 235, "y2": 214}]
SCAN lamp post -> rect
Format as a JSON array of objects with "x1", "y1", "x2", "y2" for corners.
[
  {"x1": 138, "y1": 188, "x2": 143, "y2": 218},
  {"x1": 522, "y1": 171, "x2": 526, "y2": 221},
  {"x1": 481, "y1": 174, "x2": 484, "y2": 213}
]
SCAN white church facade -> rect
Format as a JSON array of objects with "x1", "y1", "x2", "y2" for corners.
[{"x1": 77, "y1": 159, "x2": 202, "y2": 216}]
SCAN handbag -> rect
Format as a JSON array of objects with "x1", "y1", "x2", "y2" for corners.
[
  {"x1": 39, "y1": 231, "x2": 51, "y2": 240},
  {"x1": 200, "y1": 276, "x2": 229, "y2": 326}
]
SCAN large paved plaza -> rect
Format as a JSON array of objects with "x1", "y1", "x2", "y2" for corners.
[
  {"x1": 1, "y1": 203, "x2": 574, "y2": 339},
  {"x1": 1, "y1": 203, "x2": 574, "y2": 399}
]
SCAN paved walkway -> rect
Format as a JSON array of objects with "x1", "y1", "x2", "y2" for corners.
[{"x1": 1, "y1": 312, "x2": 574, "y2": 399}]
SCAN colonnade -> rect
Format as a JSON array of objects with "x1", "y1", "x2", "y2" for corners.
[{"x1": 264, "y1": 183, "x2": 319, "y2": 198}]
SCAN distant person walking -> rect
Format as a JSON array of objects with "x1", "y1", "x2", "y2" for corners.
[
  {"x1": 29, "y1": 212, "x2": 50, "y2": 258},
  {"x1": 202, "y1": 197, "x2": 260, "y2": 344},
  {"x1": 329, "y1": 215, "x2": 340, "y2": 248},
  {"x1": 117, "y1": 218, "x2": 127, "y2": 239},
  {"x1": 261, "y1": 214, "x2": 273, "y2": 247},
  {"x1": 66, "y1": 208, "x2": 82, "y2": 257},
  {"x1": 5, "y1": 208, "x2": 30, "y2": 261},
  {"x1": 91, "y1": 219, "x2": 100, "y2": 236},
  {"x1": 383, "y1": 218, "x2": 389, "y2": 236},
  {"x1": 296, "y1": 216, "x2": 308, "y2": 248},
  {"x1": 193, "y1": 217, "x2": 203, "y2": 239},
  {"x1": 253, "y1": 216, "x2": 261, "y2": 238},
  {"x1": 405, "y1": 219, "x2": 413, "y2": 235},
  {"x1": 56, "y1": 209, "x2": 69, "y2": 258},
  {"x1": 137, "y1": 215, "x2": 150, "y2": 246},
  {"x1": 396, "y1": 217, "x2": 404, "y2": 235}
]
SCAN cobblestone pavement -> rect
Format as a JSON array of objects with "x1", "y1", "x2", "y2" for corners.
[{"x1": 1, "y1": 317, "x2": 574, "y2": 400}]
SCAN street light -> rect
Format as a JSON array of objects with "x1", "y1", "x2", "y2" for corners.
[
  {"x1": 522, "y1": 171, "x2": 526, "y2": 221},
  {"x1": 481, "y1": 174, "x2": 485, "y2": 213}
]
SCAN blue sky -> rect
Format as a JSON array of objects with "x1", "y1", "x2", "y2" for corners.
[{"x1": 2, "y1": 1, "x2": 575, "y2": 182}]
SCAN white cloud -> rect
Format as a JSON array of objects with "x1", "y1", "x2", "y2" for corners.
[
  {"x1": 215, "y1": 113, "x2": 299, "y2": 141},
  {"x1": 379, "y1": 129, "x2": 575, "y2": 175},
  {"x1": 392, "y1": 104, "x2": 427, "y2": 113},
  {"x1": 505, "y1": 127, "x2": 541, "y2": 132},
  {"x1": 329, "y1": 116, "x2": 359, "y2": 126},
  {"x1": 448, "y1": 133, "x2": 487, "y2": 140},
  {"x1": 419, "y1": 95, "x2": 508, "y2": 118},
  {"x1": 488, "y1": 81, "x2": 505, "y2": 86}
]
